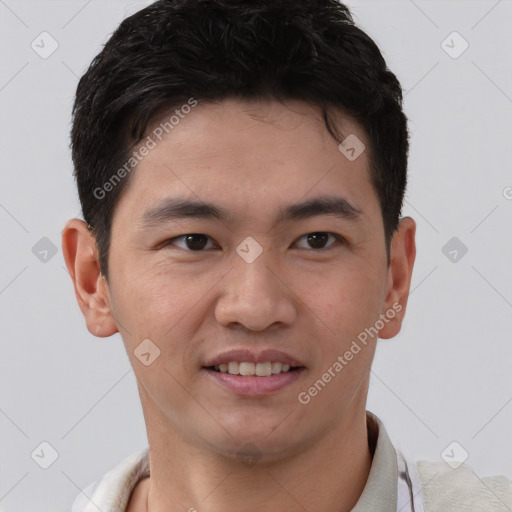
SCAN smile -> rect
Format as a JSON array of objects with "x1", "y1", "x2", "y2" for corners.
[{"x1": 211, "y1": 361, "x2": 296, "y2": 376}]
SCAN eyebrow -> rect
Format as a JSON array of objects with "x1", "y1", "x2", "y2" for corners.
[{"x1": 139, "y1": 195, "x2": 363, "y2": 228}]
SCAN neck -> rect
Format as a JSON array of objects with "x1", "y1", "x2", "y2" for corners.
[{"x1": 136, "y1": 407, "x2": 372, "y2": 512}]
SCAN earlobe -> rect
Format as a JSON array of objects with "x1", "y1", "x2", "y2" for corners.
[
  {"x1": 61, "y1": 219, "x2": 119, "y2": 338},
  {"x1": 378, "y1": 216, "x2": 416, "y2": 340}
]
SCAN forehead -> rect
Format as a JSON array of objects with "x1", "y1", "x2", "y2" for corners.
[{"x1": 113, "y1": 98, "x2": 380, "y2": 229}]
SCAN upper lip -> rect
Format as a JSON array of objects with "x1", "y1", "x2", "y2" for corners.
[{"x1": 203, "y1": 349, "x2": 304, "y2": 368}]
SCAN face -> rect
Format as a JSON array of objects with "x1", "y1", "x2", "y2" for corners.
[{"x1": 95, "y1": 98, "x2": 399, "y2": 459}]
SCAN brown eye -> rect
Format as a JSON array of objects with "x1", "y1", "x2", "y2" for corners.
[
  {"x1": 163, "y1": 234, "x2": 215, "y2": 251},
  {"x1": 295, "y1": 232, "x2": 342, "y2": 250}
]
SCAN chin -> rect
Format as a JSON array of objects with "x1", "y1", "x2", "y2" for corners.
[{"x1": 206, "y1": 421, "x2": 307, "y2": 458}]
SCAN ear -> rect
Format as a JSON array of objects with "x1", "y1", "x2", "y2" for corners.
[
  {"x1": 61, "y1": 219, "x2": 118, "y2": 338},
  {"x1": 378, "y1": 216, "x2": 416, "y2": 339}
]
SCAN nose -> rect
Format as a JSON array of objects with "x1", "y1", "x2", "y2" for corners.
[{"x1": 214, "y1": 250, "x2": 298, "y2": 332}]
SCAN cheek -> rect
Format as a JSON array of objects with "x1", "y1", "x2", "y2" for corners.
[
  {"x1": 117, "y1": 261, "x2": 194, "y2": 315},
  {"x1": 296, "y1": 264, "x2": 384, "y2": 340},
  {"x1": 109, "y1": 265, "x2": 200, "y2": 355}
]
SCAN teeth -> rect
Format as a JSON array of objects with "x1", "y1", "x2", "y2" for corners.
[
  {"x1": 239, "y1": 362, "x2": 255, "y2": 376},
  {"x1": 228, "y1": 362, "x2": 239, "y2": 375},
  {"x1": 255, "y1": 362, "x2": 272, "y2": 376},
  {"x1": 213, "y1": 361, "x2": 294, "y2": 376}
]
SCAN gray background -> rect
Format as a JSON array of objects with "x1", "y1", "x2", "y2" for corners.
[{"x1": 0, "y1": 0, "x2": 511, "y2": 510}]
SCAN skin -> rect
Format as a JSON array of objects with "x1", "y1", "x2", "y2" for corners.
[{"x1": 62, "y1": 98, "x2": 416, "y2": 512}]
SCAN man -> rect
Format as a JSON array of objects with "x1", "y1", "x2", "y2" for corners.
[{"x1": 62, "y1": 1, "x2": 511, "y2": 510}]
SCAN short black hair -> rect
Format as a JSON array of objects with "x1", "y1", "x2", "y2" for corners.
[{"x1": 71, "y1": 0, "x2": 409, "y2": 281}]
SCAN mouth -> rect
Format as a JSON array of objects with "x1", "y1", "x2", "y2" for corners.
[
  {"x1": 201, "y1": 349, "x2": 306, "y2": 395},
  {"x1": 205, "y1": 361, "x2": 304, "y2": 377}
]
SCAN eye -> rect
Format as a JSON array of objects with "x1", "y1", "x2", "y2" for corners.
[
  {"x1": 294, "y1": 232, "x2": 344, "y2": 250},
  {"x1": 161, "y1": 234, "x2": 217, "y2": 251},
  {"x1": 159, "y1": 232, "x2": 344, "y2": 252}
]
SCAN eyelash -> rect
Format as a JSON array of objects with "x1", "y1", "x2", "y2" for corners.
[{"x1": 159, "y1": 232, "x2": 346, "y2": 251}]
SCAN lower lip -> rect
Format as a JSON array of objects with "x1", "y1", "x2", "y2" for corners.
[{"x1": 203, "y1": 368, "x2": 305, "y2": 396}]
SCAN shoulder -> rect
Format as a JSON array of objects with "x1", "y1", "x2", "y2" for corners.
[
  {"x1": 415, "y1": 460, "x2": 512, "y2": 512},
  {"x1": 71, "y1": 447, "x2": 150, "y2": 512}
]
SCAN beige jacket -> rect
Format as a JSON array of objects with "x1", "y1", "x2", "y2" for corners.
[{"x1": 418, "y1": 459, "x2": 512, "y2": 511}]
